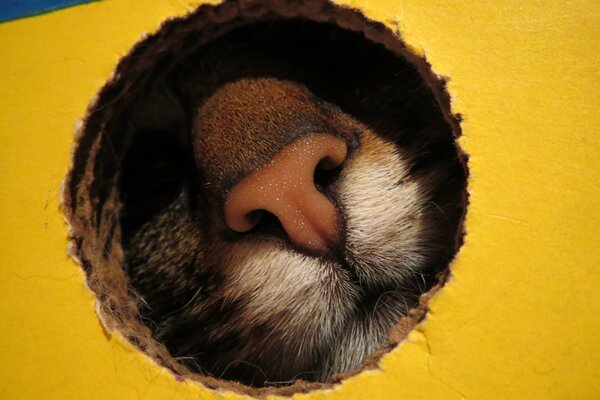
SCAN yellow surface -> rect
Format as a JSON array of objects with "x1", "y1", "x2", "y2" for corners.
[{"x1": 1, "y1": 0, "x2": 599, "y2": 399}]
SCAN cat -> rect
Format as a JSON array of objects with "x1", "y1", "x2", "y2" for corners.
[{"x1": 117, "y1": 20, "x2": 467, "y2": 387}]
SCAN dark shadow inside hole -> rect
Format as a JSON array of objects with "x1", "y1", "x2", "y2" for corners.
[{"x1": 120, "y1": 130, "x2": 196, "y2": 238}]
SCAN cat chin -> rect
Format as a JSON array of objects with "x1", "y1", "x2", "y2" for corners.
[{"x1": 208, "y1": 238, "x2": 400, "y2": 382}]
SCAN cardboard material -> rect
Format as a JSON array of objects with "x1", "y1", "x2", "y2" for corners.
[{"x1": 0, "y1": 0, "x2": 598, "y2": 399}]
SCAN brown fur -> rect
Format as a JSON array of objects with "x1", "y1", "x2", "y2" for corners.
[{"x1": 194, "y1": 78, "x2": 357, "y2": 197}]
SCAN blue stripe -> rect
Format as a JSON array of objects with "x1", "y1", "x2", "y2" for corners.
[{"x1": 0, "y1": 0, "x2": 99, "y2": 23}]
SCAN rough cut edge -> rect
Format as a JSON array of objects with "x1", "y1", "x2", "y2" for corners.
[{"x1": 60, "y1": 0, "x2": 469, "y2": 397}]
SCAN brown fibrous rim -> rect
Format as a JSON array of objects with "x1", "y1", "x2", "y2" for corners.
[{"x1": 62, "y1": 0, "x2": 469, "y2": 397}]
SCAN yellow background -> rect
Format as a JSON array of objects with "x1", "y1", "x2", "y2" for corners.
[{"x1": 1, "y1": 0, "x2": 599, "y2": 399}]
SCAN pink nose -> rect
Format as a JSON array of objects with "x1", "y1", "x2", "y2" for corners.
[{"x1": 224, "y1": 133, "x2": 347, "y2": 253}]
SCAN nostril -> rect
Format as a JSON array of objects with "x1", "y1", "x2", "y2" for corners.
[
  {"x1": 244, "y1": 209, "x2": 265, "y2": 230},
  {"x1": 246, "y1": 210, "x2": 282, "y2": 233},
  {"x1": 314, "y1": 156, "x2": 343, "y2": 192},
  {"x1": 317, "y1": 155, "x2": 339, "y2": 170}
]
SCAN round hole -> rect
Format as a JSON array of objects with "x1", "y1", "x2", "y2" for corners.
[{"x1": 63, "y1": 0, "x2": 468, "y2": 396}]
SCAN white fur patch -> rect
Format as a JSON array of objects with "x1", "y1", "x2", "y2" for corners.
[
  {"x1": 219, "y1": 239, "x2": 358, "y2": 371},
  {"x1": 339, "y1": 130, "x2": 429, "y2": 286}
]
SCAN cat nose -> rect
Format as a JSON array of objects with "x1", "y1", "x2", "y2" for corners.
[{"x1": 225, "y1": 133, "x2": 347, "y2": 253}]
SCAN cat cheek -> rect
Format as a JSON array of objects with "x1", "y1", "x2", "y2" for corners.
[{"x1": 338, "y1": 133, "x2": 427, "y2": 286}]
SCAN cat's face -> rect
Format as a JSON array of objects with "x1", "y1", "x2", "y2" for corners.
[{"x1": 124, "y1": 77, "x2": 460, "y2": 386}]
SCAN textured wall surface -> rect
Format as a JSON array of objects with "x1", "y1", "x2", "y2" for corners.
[{"x1": 0, "y1": 0, "x2": 598, "y2": 399}]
